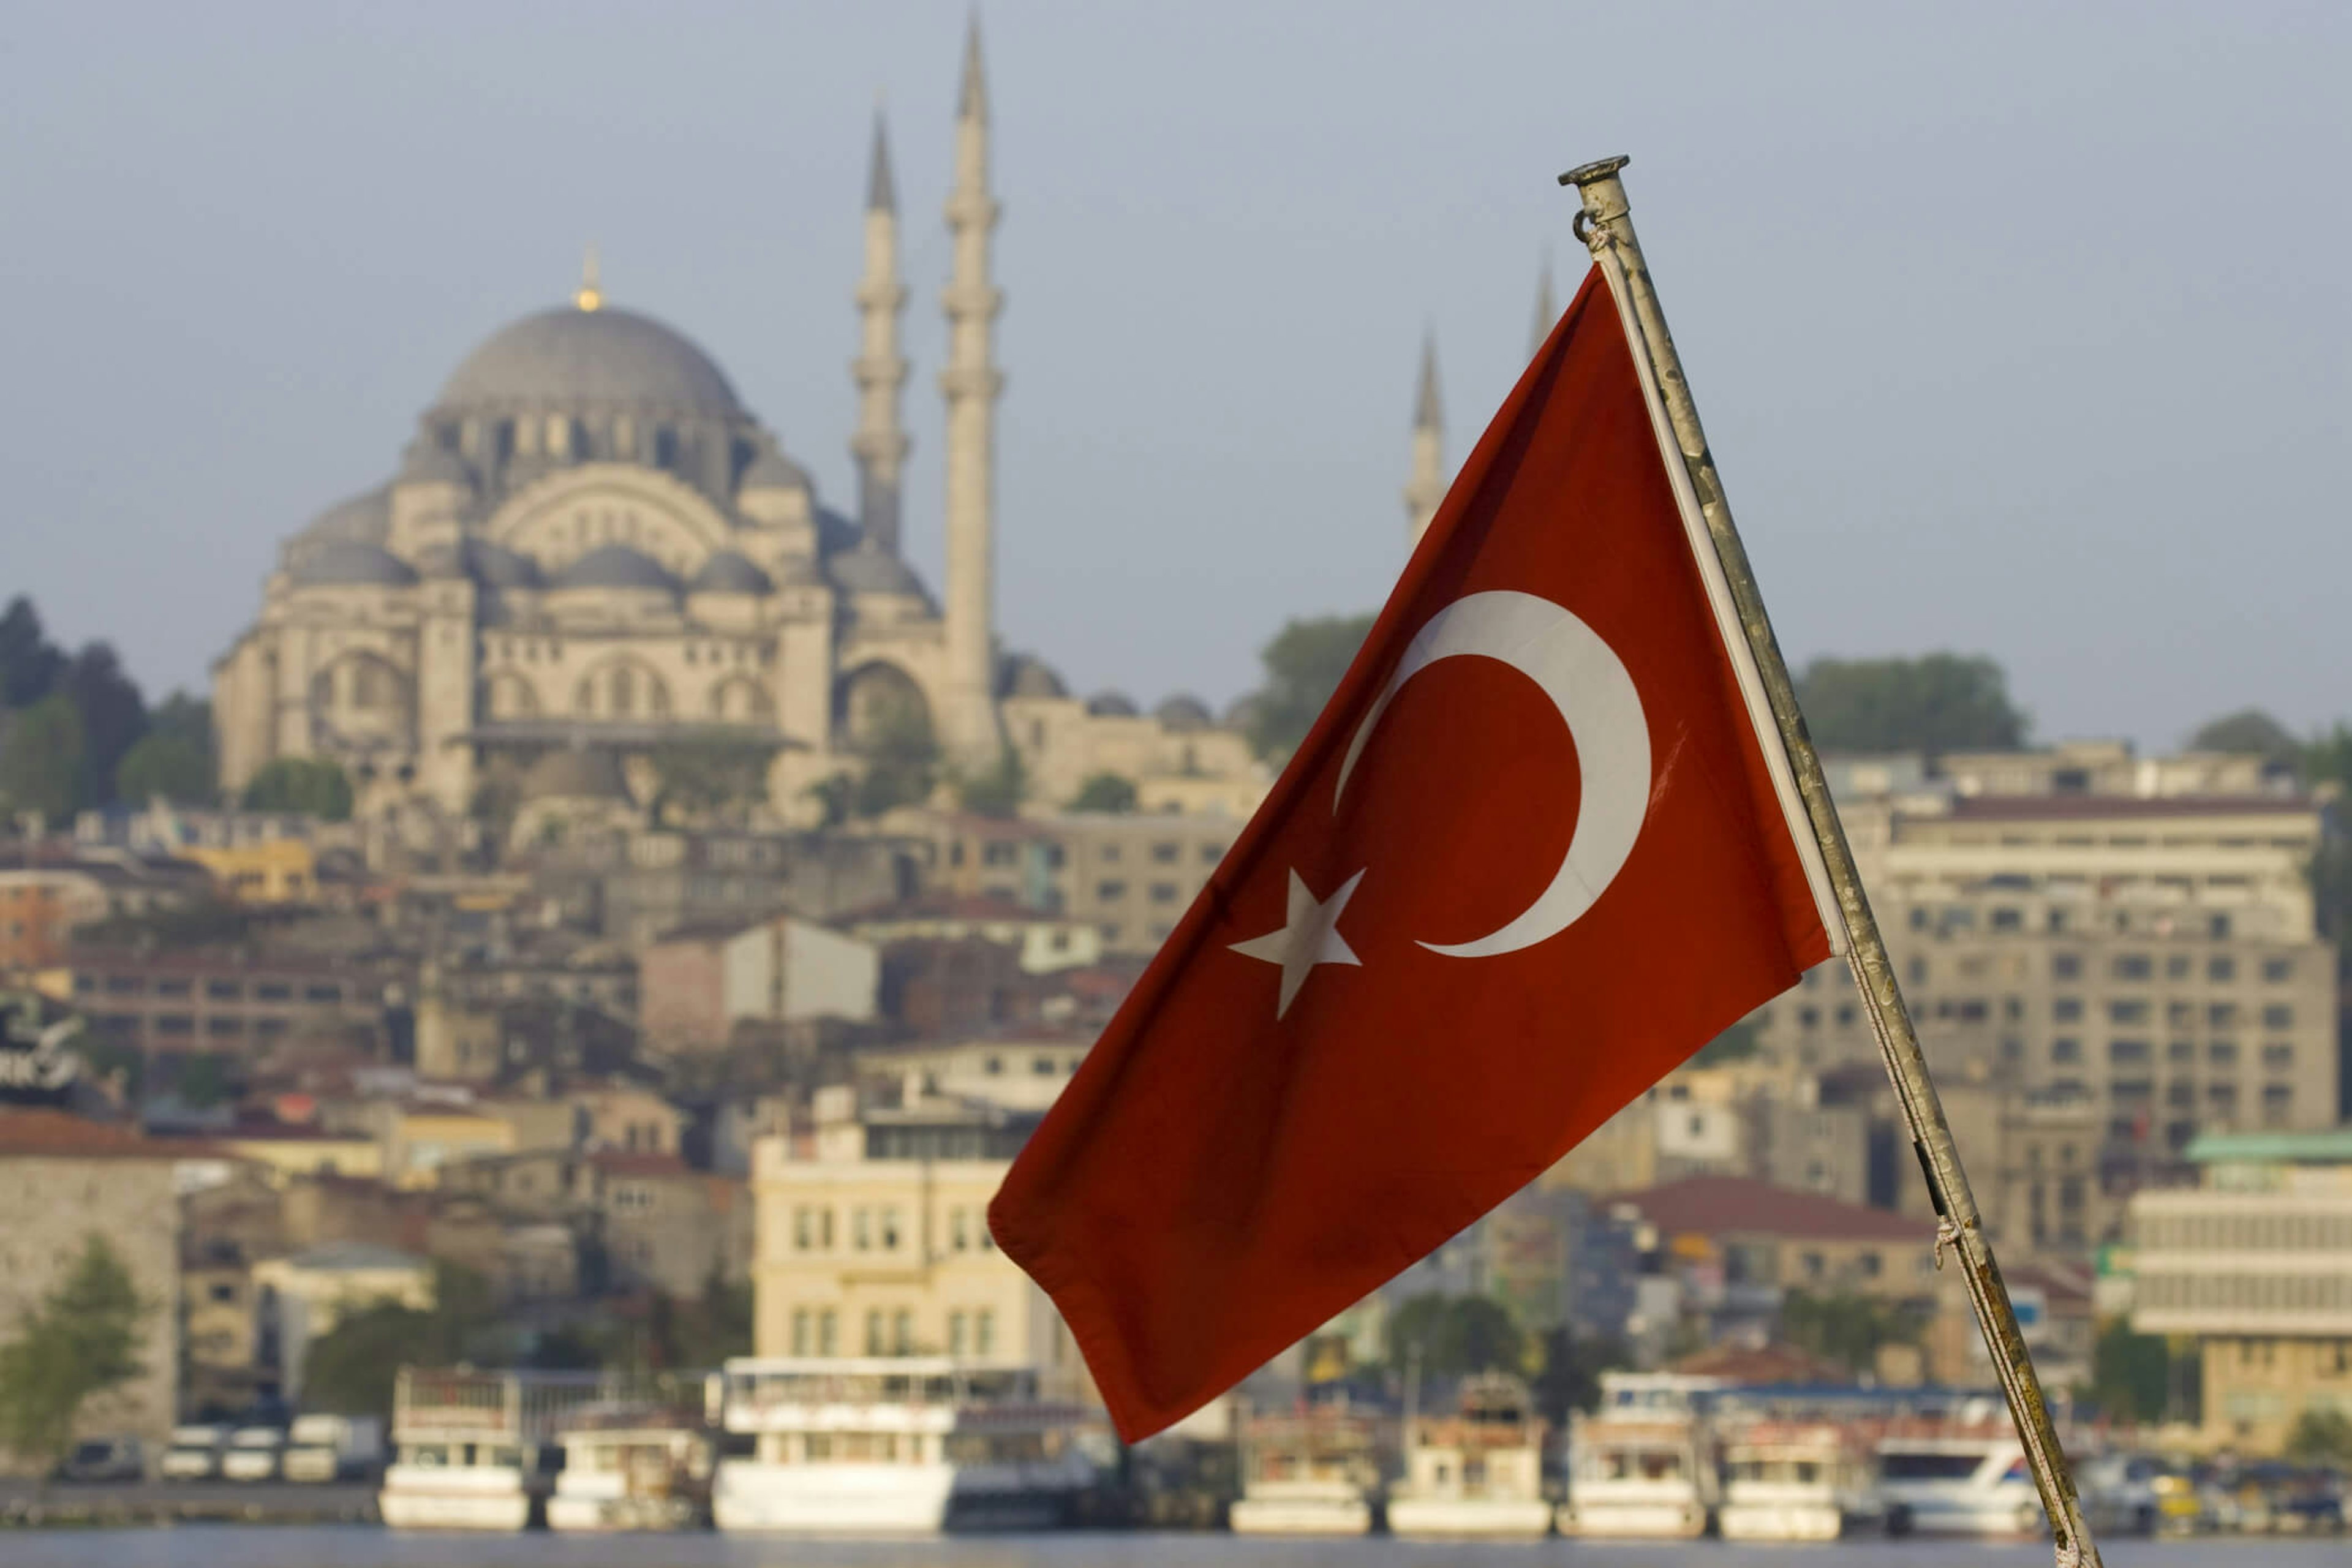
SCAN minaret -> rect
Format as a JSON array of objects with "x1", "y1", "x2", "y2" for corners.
[
  {"x1": 1403, "y1": 333, "x2": 1445, "y2": 546},
  {"x1": 850, "y1": 110, "x2": 911, "y2": 555},
  {"x1": 940, "y1": 18, "x2": 1005, "y2": 763},
  {"x1": 1529, "y1": 252, "x2": 1557, "y2": 357}
]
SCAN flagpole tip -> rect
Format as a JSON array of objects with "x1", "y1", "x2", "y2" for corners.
[{"x1": 1558, "y1": 156, "x2": 1630, "y2": 188}]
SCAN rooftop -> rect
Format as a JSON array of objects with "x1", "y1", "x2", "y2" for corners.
[
  {"x1": 0, "y1": 1107, "x2": 217, "y2": 1161},
  {"x1": 1942, "y1": 794, "x2": 2319, "y2": 823},
  {"x1": 1609, "y1": 1175, "x2": 1931, "y2": 1243},
  {"x1": 2185, "y1": 1128, "x2": 2352, "y2": 1165}
]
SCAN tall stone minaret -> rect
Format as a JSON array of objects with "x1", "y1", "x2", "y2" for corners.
[
  {"x1": 1530, "y1": 253, "x2": 1558, "y2": 358},
  {"x1": 1403, "y1": 333, "x2": 1445, "y2": 547},
  {"x1": 851, "y1": 110, "x2": 911, "y2": 556},
  {"x1": 940, "y1": 18, "x2": 1005, "y2": 763}
]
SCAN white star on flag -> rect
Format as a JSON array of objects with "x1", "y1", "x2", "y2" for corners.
[{"x1": 1228, "y1": 868, "x2": 1365, "y2": 1019}]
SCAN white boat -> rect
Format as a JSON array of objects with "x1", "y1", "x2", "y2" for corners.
[
  {"x1": 1228, "y1": 1404, "x2": 1384, "y2": 1536},
  {"x1": 1386, "y1": 1373, "x2": 1552, "y2": 1539},
  {"x1": 1716, "y1": 1419, "x2": 1888, "y2": 1541},
  {"x1": 379, "y1": 1368, "x2": 606, "y2": 1531},
  {"x1": 1557, "y1": 1371, "x2": 1724, "y2": 1539},
  {"x1": 1876, "y1": 1417, "x2": 2044, "y2": 1537},
  {"x1": 710, "y1": 1357, "x2": 1096, "y2": 1534},
  {"x1": 546, "y1": 1405, "x2": 714, "y2": 1532}
]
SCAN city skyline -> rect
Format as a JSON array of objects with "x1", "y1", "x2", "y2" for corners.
[{"x1": 2, "y1": 2, "x2": 2344, "y2": 747}]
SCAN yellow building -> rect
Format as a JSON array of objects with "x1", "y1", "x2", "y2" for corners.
[
  {"x1": 218, "y1": 1128, "x2": 383, "y2": 1185},
  {"x1": 252, "y1": 1243, "x2": 435, "y2": 1401},
  {"x1": 750, "y1": 1087, "x2": 1088, "y2": 1399},
  {"x1": 181, "y1": 839, "x2": 319, "y2": 905},
  {"x1": 380, "y1": 1103, "x2": 517, "y2": 1189},
  {"x1": 2130, "y1": 1129, "x2": 2352, "y2": 1453}
]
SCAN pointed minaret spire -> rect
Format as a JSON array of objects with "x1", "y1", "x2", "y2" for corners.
[
  {"x1": 1404, "y1": 333, "x2": 1446, "y2": 546},
  {"x1": 1530, "y1": 251, "x2": 1557, "y2": 358},
  {"x1": 851, "y1": 107, "x2": 911, "y2": 556},
  {"x1": 575, "y1": 243, "x2": 603, "y2": 312},
  {"x1": 941, "y1": 15, "x2": 1006, "y2": 763}
]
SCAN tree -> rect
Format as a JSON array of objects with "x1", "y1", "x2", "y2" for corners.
[
  {"x1": 2089, "y1": 1319, "x2": 2168, "y2": 1425},
  {"x1": 2188, "y1": 707, "x2": 2301, "y2": 766},
  {"x1": 2302, "y1": 722, "x2": 2352, "y2": 795},
  {"x1": 241, "y1": 756, "x2": 353, "y2": 820},
  {"x1": 1247, "y1": 614, "x2": 1376, "y2": 761},
  {"x1": 2285, "y1": 1406, "x2": 2352, "y2": 1466},
  {"x1": 1794, "y1": 654, "x2": 2027, "y2": 755},
  {"x1": 1387, "y1": 1293, "x2": 1525, "y2": 1379},
  {"x1": 0, "y1": 597, "x2": 65, "y2": 710},
  {"x1": 650, "y1": 733, "x2": 772, "y2": 823},
  {"x1": 1068, "y1": 772, "x2": 1139, "y2": 813},
  {"x1": 0, "y1": 1235, "x2": 155, "y2": 1471},
  {"x1": 301, "y1": 1261, "x2": 491, "y2": 1421},
  {"x1": 1692, "y1": 1016, "x2": 1761, "y2": 1066},
  {"x1": 853, "y1": 695, "x2": 938, "y2": 818},
  {"x1": 114, "y1": 733, "x2": 213, "y2": 805},
  {"x1": 0, "y1": 694, "x2": 86, "y2": 823},
  {"x1": 1779, "y1": 1289, "x2": 1924, "y2": 1374},
  {"x1": 1531, "y1": 1325, "x2": 1628, "y2": 1428},
  {"x1": 957, "y1": 747, "x2": 1027, "y2": 818},
  {"x1": 57, "y1": 643, "x2": 147, "y2": 805}
]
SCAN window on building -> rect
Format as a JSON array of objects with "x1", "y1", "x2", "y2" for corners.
[
  {"x1": 2052, "y1": 1038, "x2": 2082, "y2": 1064},
  {"x1": 2208, "y1": 1002, "x2": 2239, "y2": 1028},
  {"x1": 1150, "y1": 843, "x2": 1179, "y2": 864},
  {"x1": 1202, "y1": 844, "x2": 1226, "y2": 864},
  {"x1": 2053, "y1": 997, "x2": 2084, "y2": 1023},
  {"x1": 818, "y1": 1310, "x2": 839, "y2": 1356},
  {"x1": 2209, "y1": 1040, "x2": 2239, "y2": 1066},
  {"x1": 2262, "y1": 1044, "x2": 2294, "y2": 1070},
  {"x1": 794, "y1": 1208, "x2": 814, "y2": 1251},
  {"x1": 2168, "y1": 1039, "x2": 2195, "y2": 1064},
  {"x1": 853, "y1": 1208, "x2": 872, "y2": 1251},
  {"x1": 1990, "y1": 907, "x2": 2022, "y2": 932},
  {"x1": 2261, "y1": 1085, "x2": 2293, "y2": 1126},
  {"x1": 982, "y1": 842, "x2": 1018, "y2": 867},
  {"x1": 880, "y1": 1208, "x2": 901, "y2": 1251},
  {"x1": 154, "y1": 978, "x2": 192, "y2": 998},
  {"x1": 2109, "y1": 1039, "x2": 2150, "y2": 1065},
  {"x1": 1148, "y1": 883, "x2": 1178, "y2": 904},
  {"x1": 205, "y1": 1016, "x2": 243, "y2": 1039},
  {"x1": 1858, "y1": 1253, "x2": 1882, "y2": 1278},
  {"x1": 154, "y1": 1014, "x2": 194, "y2": 1036},
  {"x1": 2209, "y1": 957, "x2": 2237, "y2": 982},
  {"x1": 205, "y1": 979, "x2": 241, "y2": 1001},
  {"x1": 2052, "y1": 952, "x2": 2082, "y2": 981},
  {"x1": 865, "y1": 1310, "x2": 885, "y2": 1356},
  {"x1": 892, "y1": 1310, "x2": 914, "y2": 1355},
  {"x1": 2261, "y1": 1005, "x2": 2294, "y2": 1030},
  {"x1": 1907, "y1": 957, "x2": 1928, "y2": 986},
  {"x1": 790, "y1": 1309, "x2": 811, "y2": 1355},
  {"x1": 2113, "y1": 954, "x2": 2152, "y2": 981},
  {"x1": 2263, "y1": 957, "x2": 2294, "y2": 984},
  {"x1": 951, "y1": 1209, "x2": 970, "y2": 1251},
  {"x1": 2108, "y1": 999, "x2": 2149, "y2": 1025},
  {"x1": 1096, "y1": 881, "x2": 1127, "y2": 902},
  {"x1": 949, "y1": 1311, "x2": 968, "y2": 1356},
  {"x1": 975, "y1": 1309, "x2": 996, "y2": 1357},
  {"x1": 1098, "y1": 845, "x2": 1122, "y2": 864}
]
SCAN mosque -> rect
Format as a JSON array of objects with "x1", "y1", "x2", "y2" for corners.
[{"x1": 210, "y1": 27, "x2": 1281, "y2": 831}]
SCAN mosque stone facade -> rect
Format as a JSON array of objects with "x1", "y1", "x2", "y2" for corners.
[{"x1": 212, "y1": 29, "x2": 1265, "y2": 829}]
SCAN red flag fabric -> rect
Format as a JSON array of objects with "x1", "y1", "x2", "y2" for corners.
[{"x1": 989, "y1": 265, "x2": 1835, "y2": 1441}]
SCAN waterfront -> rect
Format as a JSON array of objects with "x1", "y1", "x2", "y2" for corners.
[{"x1": 3, "y1": 1531, "x2": 2349, "y2": 1568}]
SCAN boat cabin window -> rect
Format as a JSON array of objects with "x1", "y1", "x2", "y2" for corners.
[
  {"x1": 401, "y1": 1444, "x2": 451, "y2": 1467},
  {"x1": 1602, "y1": 1449, "x2": 1686, "y2": 1481},
  {"x1": 1881, "y1": 1451, "x2": 1988, "y2": 1481}
]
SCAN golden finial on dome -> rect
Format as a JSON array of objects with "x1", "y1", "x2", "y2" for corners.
[{"x1": 575, "y1": 243, "x2": 603, "y2": 312}]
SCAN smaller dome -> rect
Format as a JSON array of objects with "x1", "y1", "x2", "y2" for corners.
[
  {"x1": 1222, "y1": 693, "x2": 1266, "y2": 733},
  {"x1": 771, "y1": 556, "x2": 826, "y2": 588},
  {"x1": 998, "y1": 653, "x2": 1068, "y2": 701},
  {"x1": 739, "y1": 446, "x2": 808, "y2": 492},
  {"x1": 827, "y1": 545, "x2": 929, "y2": 599},
  {"x1": 282, "y1": 487, "x2": 391, "y2": 571},
  {"x1": 521, "y1": 747, "x2": 631, "y2": 803},
  {"x1": 551, "y1": 544, "x2": 677, "y2": 594},
  {"x1": 396, "y1": 437, "x2": 471, "y2": 488},
  {"x1": 1154, "y1": 693, "x2": 1213, "y2": 731},
  {"x1": 1085, "y1": 690, "x2": 1139, "y2": 718},
  {"x1": 288, "y1": 539, "x2": 420, "y2": 589},
  {"x1": 466, "y1": 538, "x2": 543, "y2": 589},
  {"x1": 690, "y1": 551, "x2": 774, "y2": 595}
]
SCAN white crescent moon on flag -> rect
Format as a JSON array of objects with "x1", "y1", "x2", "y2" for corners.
[{"x1": 1335, "y1": 590, "x2": 1651, "y2": 958}]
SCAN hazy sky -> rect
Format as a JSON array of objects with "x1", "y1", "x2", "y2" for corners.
[{"x1": 2, "y1": 2, "x2": 2344, "y2": 747}]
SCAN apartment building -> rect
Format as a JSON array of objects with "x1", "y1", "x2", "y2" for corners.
[
  {"x1": 56, "y1": 948, "x2": 390, "y2": 1058},
  {"x1": 748, "y1": 1087, "x2": 1087, "y2": 1396},
  {"x1": 911, "y1": 810, "x2": 1238, "y2": 955},
  {"x1": 2130, "y1": 1129, "x2": 2352, "y2": 1452},
  {"x1": 1758, "y1": 792, "x2": 2338, "y2": 1152}
]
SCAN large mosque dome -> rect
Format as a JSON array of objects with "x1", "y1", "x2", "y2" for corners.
[{"x1": 434, "y1": 304, "x2": 743, "y2": 417}]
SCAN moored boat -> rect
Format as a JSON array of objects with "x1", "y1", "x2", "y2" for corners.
[
  {"x1": 379, "y1": 1368, "x2": 605, "y2": 1531},
  {"x1": 710, "y1": 1356, "x2": 1096, "y2": 1534},
  {"x1": 1229, "y1": 1403, "x2": 1384, "y2": 1536},
  {"x1": 1875, "y1": 1415, "x2": 2043, "y2": 1537},
  {"x1": 1556, "y1": 1371, "x2": 1724, "y2": 1539},
  {"x1": 1716, "y1": 1418, "x2": 1890, "y2": 1541},
  {"x1": 545, "y1": 1401, "x2": 714, "y2": 1532},
  {"x1": 1386, "y1": 1373, "x2": 1552, "y2": 1539}
]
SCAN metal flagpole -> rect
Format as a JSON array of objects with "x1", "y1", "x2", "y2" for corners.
[{"x1": 1560, "y1": 156, "x2": 2102, "y2": 1568}]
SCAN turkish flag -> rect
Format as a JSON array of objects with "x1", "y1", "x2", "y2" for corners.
[{"x1": 990, "y1": 266, "x2": 1836, "y2": 1440}]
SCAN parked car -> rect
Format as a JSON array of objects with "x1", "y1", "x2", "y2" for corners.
[
  {"x1": 159, "y1": 1423, "x2": 233, "y2": 1481},
  {"x1": 2079, "y1": 1453, "x2": 2163, "y2": 1536},
  {"x1": 219, "y1": 1426, "x2": 287, "y2": 1483},
  {"x1": 53, "y1": 1436, "x2": 145, "y2": 1484},
  {"x1": 282, "y1": 1413, "x2": 385, "y2": 1482}
]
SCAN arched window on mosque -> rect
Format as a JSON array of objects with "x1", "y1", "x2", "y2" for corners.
[
  {"x1": 546, "y1": 414, "x2": 573, "y2": 459},
  {"x1": 610, "y1": 666, "x2": 636, "y2": 718},
  {"x1": 351, "y1": 661, "x2": 385, "y2": 710},
  {"x1": 653, "y1": 426, "x2": 678, "y2": 470}
]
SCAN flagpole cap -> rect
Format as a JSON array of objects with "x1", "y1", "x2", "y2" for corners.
[{"x1": 1558, "y1": 156, "x2": 1630, "y2": 189}]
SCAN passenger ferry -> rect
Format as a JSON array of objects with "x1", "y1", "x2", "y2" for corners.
[
  {"x1": 1386, "y1": 1373, "x2": 1552, "y2": 1539},
  {"x1": 710, "y1": 1357, "x2": 1097, "y2": 1533},
  {"x1": 545, "y1": 1403, "x2": 714, "y2": 1532},
  {"x1": 380, "y1": 1368, "x2": 605, "y2": 1531},
  {"x1": 1228, "y1": 1403, "x2": 1385, "y2": 1536},
  {"x1": 1876, "y1": 1415, "x2": 2043, "y2": 1537},
  {"x1": 1716, "y1": 1418, "x2": 1891, "y2": 1541},
  {"x1": 1557, "y1": 1371, "x2": 1725, "y2": 1539}
]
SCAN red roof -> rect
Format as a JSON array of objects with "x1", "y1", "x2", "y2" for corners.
[
  {"x1": 587, "y1": 1150, "x2": 693, "y2": 1177},
  {"x1": 0, "y1": 1107, "x2": 220, "y2": 1161},
  {"x1": 1671, "y1": 1342, "x2": 1853, "y2": 1384},
  {"x1": 1609, "y1": 1175, "x2": 1929, "y2": 1243}
]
